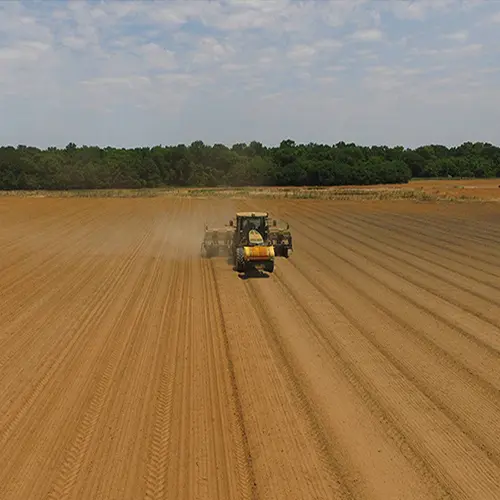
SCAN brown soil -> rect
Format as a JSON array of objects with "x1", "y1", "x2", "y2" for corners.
[
  {"x1": 378, "y1": 178, "x2": 500, "y2": 200},
  {"x1": 0, "y1": 196, "x2": 499, "y2": 499}
]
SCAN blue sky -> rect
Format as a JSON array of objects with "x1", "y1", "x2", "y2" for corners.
[{"x1": 0, "y1": 0, "x2": 499, "y2": 149}]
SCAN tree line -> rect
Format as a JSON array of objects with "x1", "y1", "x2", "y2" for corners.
[{"x1": 0, "y1": 139, "x2": 498, "y2": 190}]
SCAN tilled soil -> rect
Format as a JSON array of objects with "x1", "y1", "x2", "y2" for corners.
[{"x1": 0, "y1": 197, "x2": 499, "y2": 500}]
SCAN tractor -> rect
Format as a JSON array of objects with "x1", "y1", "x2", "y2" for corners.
[{"x1": 201, "y1": 211, "x2": 293, "y2": 273}]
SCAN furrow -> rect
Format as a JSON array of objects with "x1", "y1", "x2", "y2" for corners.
[
  {"x1": 247, "y1": 272, "x2": 446, "y2": 500},
  {"x1": 297, "y1": 208, "x2": 500, "y2": 326},
  {"x1": 42, "y1": 230, "x2": 157, "y2": 499},
  {"x1": 353, "y1": 212, "x2": 500, "y2": 273},
  {"x1": 214, "y1": 259, "x2": 343, "y2": 499},
  {"x1": 171, "y1": 258, "x2": 194, "y2": 499},
  {"x1": 269, "y1": 257, "x2": 500, "y2": 499},
  {"x1": 0, "y1": 214, "x2": 153, "y2": 449},
  {"x1": 288, "y1": 214, "x2": 500, "y2": 356},
  {"x1": 142, "y1": 259, "x2": 182, "y2": 499},
  {"x1": 380, "y1": 211, "x2": 500, "y2": 249},
  {"x1": 314, "y1": 204, "x2": 500, "y2": 283},
  {"x1": 302, "y1": 204, "x2": 500, "y2": 308},
  {"x1": 87, "y1": 233, "x2": 174, "y2": 499},
  {"x1": 4, "y1": 212, "x2": 157, "y2": 499},
  {"x1": 198, "y1": 258, "x2": 255, "y2": 499},
  {"x1": 282, "y1": 255, "x2": 500, "y2": 466},
  {"x1": 285, "y1": 216, "x2": 500, "y2": 391},
  {"x1": 243, "y1": 280, "x2": 356, "y2": 500},
  {"x1": 208, "y1": 259, "x2": 257, "y2": 500}
]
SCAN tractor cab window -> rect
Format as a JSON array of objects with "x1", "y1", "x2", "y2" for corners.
[{"x1": 241, "y1": 217, "x2": 264, "y2": 234}]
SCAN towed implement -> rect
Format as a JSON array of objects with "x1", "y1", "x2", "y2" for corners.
[{"x1": 201, "y1": 212, "x2": 292, "y2": 273}]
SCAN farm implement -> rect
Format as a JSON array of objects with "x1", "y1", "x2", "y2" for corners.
[{"x1": 201, "y1": 211, "x2": 293, "y2": 273}]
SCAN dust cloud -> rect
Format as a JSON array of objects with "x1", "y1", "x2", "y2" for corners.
[
  {"x1": 11, "y1": 198, "x2": 240, "y2": 262},
  {"x1": 162, "y1": 199, "x2": 237, "y2": 259}
]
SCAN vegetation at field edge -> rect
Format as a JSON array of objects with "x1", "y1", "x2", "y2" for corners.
[{"x1": 1, "y1": 139, "x2": 499, "y2": 191}]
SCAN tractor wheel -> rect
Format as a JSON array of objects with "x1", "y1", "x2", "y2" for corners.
[
  {"x1": 264, "y1": 260, "x2": 274, "y2": 273},
  {"x1": 235, "y1": 248, "x2": 246, "y2": 273}
]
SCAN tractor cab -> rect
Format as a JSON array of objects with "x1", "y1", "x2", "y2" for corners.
[
  {"x1": 201, "y1": 210, "x2": 292, "y2": 273},
  {"x1": 232, "y1": 212, "x2": 269, "y2": 246}
]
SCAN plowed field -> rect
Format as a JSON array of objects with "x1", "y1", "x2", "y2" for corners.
[{"x1": 1, "y1": 197, "x2": 499, "y2": 500}]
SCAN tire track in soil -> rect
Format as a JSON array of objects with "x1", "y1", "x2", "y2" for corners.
[
  {"x1": 297, "y1": 206, "x2": 500, "y2": 329},
  {"x1": 38, "y1": 235, "x2": 159, "y2": 499},
  {"x1": 345, "y1": 212, "x2": 500, "y2": 288},
  {"x1": 79, "y1": 215, "x2": 179, "y2": 500},
  {"x1": 272, "y1": 204, "x2": 500, "y2": 390},
  {"x1": 207, "y1": 259, "x2": 257, "y2": 500},
  {"x1": 3, "y1": 197, "x2": 500, "y2": 500},
  {"x1": 0, "y1": 212, "x2": 154, "y2": 448},
  {"x1": 0, "y1": 210, "x2": 136, "y2": 396},
  {"x1": 268, "y1": 256, "x2": 500, "y2": 500},
  {"x1": 244, "y1": 274, "x2": 444, "y2": 500},
  {"x1": 42, "y1": 201, "x2": 183, "y2": 500},
  {"x1": 308, "y1": 202, "x2": 500, "y2": 284},
  {"x1": 140, "y1": 231, "x2": 254, "y2": 500},
  {"x1": 302, "y1": 204, "x2": 500, "y2": 310},
  {"x1": 214, "y1": 259, "x2": 345, "y2": 500},
  {"x1": 0, "y1": 204, "x2": 92, "y2": 274},
  {"x1": 180, "y1": 257, "x2": 255, "y2": 500},
  {"x1": 165, "y1": 198, "x2": 256, "y2": 500},
  {"x1": 284, "y1": 210, "x2": 500, "y2": 392},
  {"x1": 142, "y1": 255, "x2": 182, "y2": 500},
  {"x1": 279, "y1": 250, "x2": 500, "y2": 465},
  {"x1": 365, "y1": 209, "x2": 500, "y2": 259},
  {"x1": 373, "y1": 211, "x2": 500, "y2": 249},
  {"x1": 285, "y1": 210, "x2": 500, "y2": 357},
  {"x1": 169, "y1": 257, "x2": 195, "y2": 499},
  {"x1": 0, "y1": 209, "x2": 157, "y2": 499},
  {"x1": 351, "y1": 211, "x2": 500, "y2": 271},
  {"x1": 43, "y1": 238, "x2": 168, "y2": 499},
  {"x1": 0, "y1": 206, "x2": 99, "y2": 303}
]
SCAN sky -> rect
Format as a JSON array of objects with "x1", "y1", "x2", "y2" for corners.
[{"x1": 0, "y1": 0, "x2": 499, "y2": 149}]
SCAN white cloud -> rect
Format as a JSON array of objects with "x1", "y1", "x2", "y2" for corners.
[
  {"x1": 387, "y1": 0, "x2": 457, "y2": 20},
  {"x1": 327, "y1": 65, "x2": 347, "y2": 72},
  {"x1": 442, "y1": 30, "x2": 469, "y2": 41},
  {"x1": 0, "y1": 0, "x2": 498, "y2": 148},
  {"x1": 315, "y1": 39, "x2": 343, "y2": 51},
  {"x1": 287, "y1": 45, "x2": 316, "y2": 61},
  {"x1": 351, "y1": 29, "x2": 383, "y2": 42},
  {"x1": 0, "y1": 41, "x2": 50, "y2": 62},
  {"x1": 137, "y1": 43, "x2": 177, "y2": 70},
  {"x1": 411, "y1": 43, "x2": 483, "y2": 58},
  {"x1": 81, "y1": 76, "x2": 151, "y2": 88},
  {"x1": 390, "y1": 2, "x2": 427, "y2": 20},
  {"x1": 317, "y1": 76, "x2": 337, "y2": 85},
  {"x1": 61, "y1": 36, "x2": 88, "y2": 50},
  {"x1": 460, "y1": 43, "x2": 483, "y2": 53}
]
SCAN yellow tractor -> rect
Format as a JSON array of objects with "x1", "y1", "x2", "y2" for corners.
[{"x1": 201, "y1": 211, "x2": 292, "y2": 273}]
